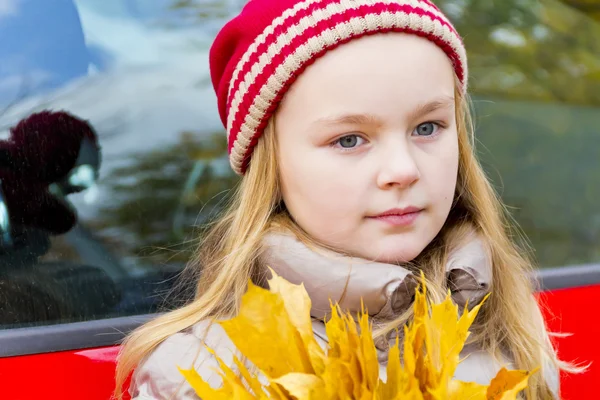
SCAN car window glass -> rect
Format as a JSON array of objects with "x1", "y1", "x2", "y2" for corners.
[{"x1": 0, "y1": 0, "x2": 597, "y2": 330}]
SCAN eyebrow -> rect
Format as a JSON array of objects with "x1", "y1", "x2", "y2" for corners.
[
  {"x1": 407, "y1": 96, "x2": 455, "y2": 122},
  {"x1": 313, "y1": 113, "x2": 384, "y2": 128},
  {"x1": 312, "y1": 96, "x2": 455, "y2": 128}
]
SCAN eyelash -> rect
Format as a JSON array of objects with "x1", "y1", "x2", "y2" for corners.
[
  {"x1": 412, "y1": 121, "x2": 445, "y2": 139},
  {"x1": 331, "y1": 134, "x2": 367, "y2": 152},
  {"x1": 330, "y1": 121, "x2": 446, "y2": 151}
]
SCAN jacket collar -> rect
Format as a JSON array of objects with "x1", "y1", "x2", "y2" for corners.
[{"x1": 259, "y1": 227, "x2": 492, "y2": 320}]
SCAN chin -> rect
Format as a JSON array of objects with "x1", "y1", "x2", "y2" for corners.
[
  {"x1": 361, "y1": 244, "x2": 425, "y2": 265},
  {"x1": 356, "y1": 230, "x2": 436, "y2": 264}
]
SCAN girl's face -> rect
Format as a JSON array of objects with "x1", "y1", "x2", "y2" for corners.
[{"x1": 275, "y1": 33, "x2": 459, "y2": 264}]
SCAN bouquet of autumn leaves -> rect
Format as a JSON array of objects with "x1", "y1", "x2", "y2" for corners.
[{"x1": 179, "y1": 271, "x2": 537, "y2": 399}]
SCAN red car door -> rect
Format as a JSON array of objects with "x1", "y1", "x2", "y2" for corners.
[{"x1": 1, "y1": 268, "x2": 598, "y2": 400}]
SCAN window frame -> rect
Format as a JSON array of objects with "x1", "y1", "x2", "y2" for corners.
[{"x1": 0, "y1": 265, "x2": 598, "y2": 357}]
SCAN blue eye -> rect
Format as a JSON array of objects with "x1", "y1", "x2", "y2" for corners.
[
  {"x1": 413, "y1": 122, "x2": 439, "y2": 136},
  {"x1": 335, "y1": 135, "x2": 365, "y2": 149}
]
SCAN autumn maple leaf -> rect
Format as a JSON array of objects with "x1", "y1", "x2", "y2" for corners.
[{"x1": 179, "y1": 271, "x2": 537, "y2": 399}]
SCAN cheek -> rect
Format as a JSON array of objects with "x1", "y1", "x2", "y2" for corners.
[
  {"x1": 425, "y1": 133, "x2": 459, "y2": 206},
  {"x1": 279, "y1": 150, "x2": 365, "y2": 236}
]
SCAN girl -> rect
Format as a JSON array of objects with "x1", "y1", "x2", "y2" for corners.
[{"x1": 115, "y1": 0, "x2": 566, "y2": 398}]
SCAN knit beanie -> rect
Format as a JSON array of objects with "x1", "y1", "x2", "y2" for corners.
[{"x1": 209, "y1": 0, "x2": 467, "y2": 174}]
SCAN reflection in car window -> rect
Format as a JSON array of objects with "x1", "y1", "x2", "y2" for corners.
[
  {"x1": 0, "y1": 0, "x2": 598, "y2": 329},
  {"x1": 435, "y1": 0, "x2": 600, "y2": 268},
  {"x1": 0, "y1": 0, "x2": 242, "y2": 329}
]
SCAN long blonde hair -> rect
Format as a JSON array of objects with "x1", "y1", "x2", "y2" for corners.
[{"x1": 115, "y1": 84, "x2": 565, "y2": 399}]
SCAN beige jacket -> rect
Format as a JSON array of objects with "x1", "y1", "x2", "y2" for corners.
[{"x1": 129, "y1": 231, "x2": 559, "y2": 399}]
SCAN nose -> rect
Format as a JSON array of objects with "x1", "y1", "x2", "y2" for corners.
[{"x1": 375, "y1": 140, "x2": 420, "y2": 189}]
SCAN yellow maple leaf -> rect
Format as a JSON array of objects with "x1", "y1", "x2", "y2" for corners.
[
  {"x1": 218, "y1": 281, "x2": 321, "y2": 379},
  {"x1": 271, "y1": 373, "x2": 324, "y2": 399},
  {"x1": 487, "y1": 367, "x2": 539, "y2": 400},
  {"x1": 179, "y1": 271, "x2": 537, "y2": 399},
  {"x1": 447, "y1": 380, "x2": 488, "y2": 400}
]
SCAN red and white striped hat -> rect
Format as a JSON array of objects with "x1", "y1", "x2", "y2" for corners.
[{"x1": 209, "y1": 0, "x2": 468, "y2": 174}]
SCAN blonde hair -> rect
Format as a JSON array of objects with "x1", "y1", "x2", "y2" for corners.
[{"x1": 115, "y1": 82, "x2": 568, "y2": 399}]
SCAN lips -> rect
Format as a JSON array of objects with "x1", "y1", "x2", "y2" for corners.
[
  {"x1": 372, "y1": 207, "x2": 422, "y2": 218},
  {"x1": 367, "y1": 207, "x2": 423, "y2": 226}
]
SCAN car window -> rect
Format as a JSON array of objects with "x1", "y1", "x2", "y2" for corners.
[
  {"x1": 0, "y1": 0, "x2": 598, "y2": 330},
  {"x1": 0, "y1": 0, "x2": 243, "y2": 329},
  {"x1": 435, "y1": 0, "x2": 600, "y2": 268}
]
